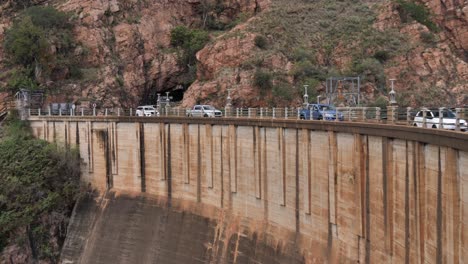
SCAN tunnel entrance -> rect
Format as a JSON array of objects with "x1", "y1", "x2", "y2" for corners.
[{"x1": 141, "y1": 86, "x2": 185, "y2": 106}]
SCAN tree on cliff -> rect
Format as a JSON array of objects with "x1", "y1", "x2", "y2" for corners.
[
  {"x1": 170, "y1": 25, "x2": 209, "y2": 86},
  {"x1": 0, "y1": 112, "x2": 83, "y2": 262},
  {"x1": 2, "y1": 6, "x2": 78, "y2": 92}
]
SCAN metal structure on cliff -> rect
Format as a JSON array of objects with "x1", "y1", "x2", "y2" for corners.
[{"x1": 325, "y1": 76, "x2": 360, "y2": 106}]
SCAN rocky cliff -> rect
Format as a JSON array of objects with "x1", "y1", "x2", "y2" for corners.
[{"x1": 0, "y1": 0, "x2": 466, "y2": 109}]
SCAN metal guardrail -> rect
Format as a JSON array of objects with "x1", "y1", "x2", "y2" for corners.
[{"x1": 26, "y1": 106, "x2": 468, "y2": 132}]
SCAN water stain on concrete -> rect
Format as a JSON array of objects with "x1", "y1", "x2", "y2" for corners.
[{"x1": 61, "y1": 192, "x2": 305, "y2": 264}]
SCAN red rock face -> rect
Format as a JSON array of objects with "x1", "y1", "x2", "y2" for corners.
[
  {"x1": 0, "y1": 0, "x2": 465, "y2": 108},
  {"x1": 0, "y1": 0, "x2": 264, "y2": 107},
  {"x1": 422, "y1": 0, "x2": 468, "y2": 57},
  {"x1": 375, "y1": 1, "x2": 467, "y2": 106}
]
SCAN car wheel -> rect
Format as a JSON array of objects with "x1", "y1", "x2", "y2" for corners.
[
  {"x1": 204, "y1": 114, "x2": 208, "y2": 117},
  {"x1": 318, "y1": 115, "x2": 323, "y2": 120},
  {"x1": 300, "y1": 115, "x2": 305, "y2": 120},
  {"x1": 432, "y1": 125, "x2": 437, "y2": 129},
  {"x1": 413, "y1": 123, "x2": 418, "y2": 127}
]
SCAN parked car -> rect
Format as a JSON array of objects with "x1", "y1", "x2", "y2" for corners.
[
  {"x1": 299, "y1": 104, "x2": 344, "y2": 121},
  {"x1": 136, "y1": 105, "x2": 158, "y2": 116},
  {"x1": 413, "y1": 108, "x2": 467, "y2": 131},
  {"x1": 186, "y1": 105, "x2": 223, "y2": 117}
]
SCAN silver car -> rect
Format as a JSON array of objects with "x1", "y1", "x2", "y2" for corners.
[
  {"x1": 136, "y1": 105, "x2": 158, "y2": 117},
  {"x1": 413, "y1": 108, "x2": 467, "y2": 131}
]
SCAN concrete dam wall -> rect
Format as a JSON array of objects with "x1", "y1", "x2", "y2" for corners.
[{"x1": 28, "y1": 117, "x2": 468, "y2": 263}]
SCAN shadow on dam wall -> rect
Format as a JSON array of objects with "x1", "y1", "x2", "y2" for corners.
[{"x1": 61, "y1": 192, "x2": 305, "y2": 264}]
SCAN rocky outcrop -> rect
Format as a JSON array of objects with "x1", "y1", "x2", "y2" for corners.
[
  {"x1": 375, "y1": 2, "x2": 467, "y2": 106},
  {"x1": 0, "y1": 0, "x2": 466, "y2": 108},
  {"x1": 421, "y1": 0, "x2": 468, "y2": 60},
  {"x1": 182, "y1": 0, "x2": 467, "y2": 107},
  {"x1": 0, "y1": 0, "x2": 266, "y2": 107}
]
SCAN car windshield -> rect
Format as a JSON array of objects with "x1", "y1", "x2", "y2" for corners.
[
  {"x1": 432, "y1": 110, "x2": 456, "y2": 118},
  {"x1": 203, "y1": 106, "x2": 215, "y2": 110},
  {"x1": 318, "y1": 105, "x2": 335, "y2": 111}
]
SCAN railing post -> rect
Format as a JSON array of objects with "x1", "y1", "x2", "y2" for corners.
[
  {"x1": 272, "y1": 108, "x2": 276, "y2": 119},
  {"x1": 309, "y1": 109, "x2": 313, "y2": 120},
  {"x1": 297, "y1": 108, "x2": 300, "y2": 119},
  {"x1": 105, "y1": 108, "x2": 108, "y2": 116},
  {"x1": 438, "y1": 107, "x2": 444, "y2": 129},
  {"x1": 285, "y1": 107, "x2": 288, "y2": 119},
  {"x1": 376, "y1": 107, "x2": 381, "y2": 122},
  {"x1": 81, "y1": 108, "x2": 84, "y2": 116},
  {"x1": 422, "y1": 108, "x2": 427, "y2": 128},
  {"x1": 260, "y1": 108, "x2": 263, "y2": 118},
  {"x1": 130, "y1": 108, "x2": 132, "y2": 116},
  {"x1": 28, "y1": 108, "x2": 31, "y2": 117},
  {"x1": 347, "y1": 106, "x2": 351, "y2": 121},
  {"x1": 362, "y1": 107, "x2": 366, "y2": 121},
  {"x1": 455, "y1": 108, "x2": 461, "y2": 131},
  {"x1": 59, "y1": 108, "x2": 62, "y2": 116},
  {"x1": 406, "y1": 107, "x2": 412, "y2": 125},
  {"x1": 48, "y1": 106, "x2": 51, "y2": 116},
  {"x1": 248, "y1": 108, "x2": 251, "y2": 118},
  {"x1": 117, "y1": 108, "x2": 120, "y2": 116},
  {"x1": 93, "y1": 107, "x2": 96, "y2": 116},
  {"x1": 38, "y1": 108, "x2": 41, "y2": 116}
]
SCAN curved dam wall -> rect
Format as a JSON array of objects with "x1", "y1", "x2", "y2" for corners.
[{"x1": 28, "y1": 117, "x2": 468, "y2": 263}]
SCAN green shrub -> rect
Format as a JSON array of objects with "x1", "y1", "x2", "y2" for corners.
[
  {"x1": 373, "y1": 50, "x2": 390, "y2": 63},
  {"x1": 4, "y1": 16, "x2": 48, "y2": 67},
  {"x1": 22, "y1": 6, "x2": 71, "y2": 30},
  {"x1": 351, "y1": 58, "x2": 386, "y2": 89},
  {"x1": 254, "y1": 35, "x2": 268, "y2": 49},
  {"x1": 272, "y1": 83, "x2": 293, "y2": 100},
  {"x1": 170, "y1": 25, "x2": 209, "y2": 67},
  {"x1": 420, "y1": 31, "x2": 436, "y2": 44},
  {"x1": 253, "y1": 69, "x2": 273, "y2": 91},
  {"x1": 290, "y1": 48, "x2": 316, "y2": 62},
  {"x1": 0, "y1": 114, "x2": 82, "y2": 260},
  {"x1": 368, "y1": 95, "x2": 388, "y2": 108},
  {"x1": 292, "y1": 60, "x2": 326, "y2": 81},
  {"x1": 3, "y1": 6, "x2": 78, "y2": 88},
  {"x1": 5, "y1": 68, "x2": 39, "y2": 92},
  {"x1": 397, "y1": 0, "x2": 438, "y2": 31}
]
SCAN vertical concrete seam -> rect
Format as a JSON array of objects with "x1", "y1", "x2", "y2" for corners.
[
  {"x1": 210, "y1": 125, "x2": 214, "y2": 188},
  {"x1": 281, "y1": 128, "x2": 286, "y2": 206},
  {"x1": 436, "y1": 147, "x2": 442, "y2": 264},
  {"x1": 234, "y1": 125, "x2": 238, "y2": 193},
  {"x1": 307, "y1": 129, "x2": 311, "y2": 215},
  {"x1": 197, "y1": 124, "x2": 201, "y2": 203},
  {"x1": 139, "y1": 123, "x2": 146, "y2": 192},
  {"x1": 263, "y1": 127, "x2": 268, "y2": 220},
  {"x1": 295, "y1": 129, "x2": 300, "y2": 234},
  {"x1": 405, "y1": 141, "x2": 410, "y2": 264},
  {"x1": 167, "y1": 124, "x2": 172, "y2": 206},
  {"x1": 220, "y1": 127, "x2": 224, "y2": 208},
  {"x1": 365, "y1": 136, "x2": 370, "y2": 264},
  {"x1": 418, "y1": 143, "x2": 426, "y2": 264}
]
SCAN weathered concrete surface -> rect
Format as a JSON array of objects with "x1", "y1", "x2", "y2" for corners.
[
  {"x1": 28, "y1": 117, "x2": 468, "y2": 263},
  {"x1": 61, "y1": 192, "x2": 304, "y2": 264}
]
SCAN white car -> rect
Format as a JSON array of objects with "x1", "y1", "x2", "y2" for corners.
[
  {"x1": 413, "y1": 108, "x2": 467, "y2": 131},
  {"x1": 136, "y1": 105, "x2": 158, "y2": 117},
  {"x1": 186, "y1": 105, "x2": 222, "y2": 117}
]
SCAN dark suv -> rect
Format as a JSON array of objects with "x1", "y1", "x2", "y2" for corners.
[{"x1": 299, "y1": 104, "x2": 344, "y2": 121}]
